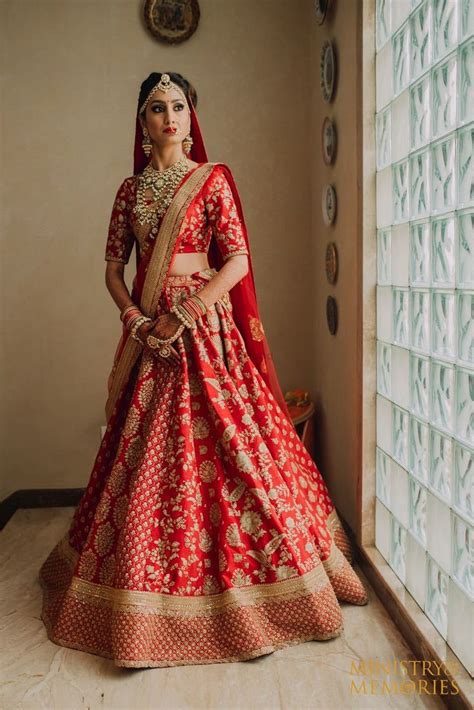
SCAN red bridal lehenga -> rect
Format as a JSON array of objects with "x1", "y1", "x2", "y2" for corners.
[{"x1": 39, "y1": 93, "x2": 368, "y2": 668}]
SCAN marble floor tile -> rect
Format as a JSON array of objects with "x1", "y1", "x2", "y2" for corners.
[{"x1": 0, "y1": 508, "x2": 446, "y2": 710}]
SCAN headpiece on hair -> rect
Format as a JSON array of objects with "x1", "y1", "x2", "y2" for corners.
[{"x1": 139, "y1": 72, "x2": 188, "y2": 115}]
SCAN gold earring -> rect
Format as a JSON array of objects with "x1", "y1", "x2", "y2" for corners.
[
  {"x1": 182, "y1": 134, "x2": 193, "y2": 154},
  {"x1": 142, "y1": 126, "x2": 152, "y2": 157}
]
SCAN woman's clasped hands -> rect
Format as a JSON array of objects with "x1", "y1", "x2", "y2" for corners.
[{"x1": 137, "y1": 312, "x2": 182, "y2": 364}]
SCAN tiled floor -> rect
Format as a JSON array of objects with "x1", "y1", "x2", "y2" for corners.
[{"x1": 0, "y1": 508, "x2": 446, "y2": 710}]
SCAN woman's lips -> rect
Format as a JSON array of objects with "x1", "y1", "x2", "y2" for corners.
[{"x1": 164, "y1": 127, "x2": 177, "y2": 134}]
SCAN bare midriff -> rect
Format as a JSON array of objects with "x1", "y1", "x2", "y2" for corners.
[{"x1": 168, "y1": 252, "x2": 210, "y2": 275}]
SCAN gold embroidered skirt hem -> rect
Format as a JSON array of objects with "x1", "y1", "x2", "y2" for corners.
[{"x1": 39, "y1": 530, "x2": 366, "y2": 669}]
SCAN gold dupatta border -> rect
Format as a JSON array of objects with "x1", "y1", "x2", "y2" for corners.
[{"x1": 105, "y1": 162, "x2": 217, "y2": 421}]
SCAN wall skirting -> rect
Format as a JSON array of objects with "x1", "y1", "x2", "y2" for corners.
[{"x1": 0, "y1": 489, "x2": 84, "y2": 530}]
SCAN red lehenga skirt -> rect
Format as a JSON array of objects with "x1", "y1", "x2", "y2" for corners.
[{"x1": 39, "y1": 268, "x2": 368, "y2": 668}]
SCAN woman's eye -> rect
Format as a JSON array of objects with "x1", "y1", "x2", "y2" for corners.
[{"x1": 151, "y1": 104, "x2": 184, "y2": 113}]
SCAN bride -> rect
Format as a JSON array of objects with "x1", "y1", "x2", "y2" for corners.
[{"x1": 39, "y1": 71, "x2": 368, "y2": 668}]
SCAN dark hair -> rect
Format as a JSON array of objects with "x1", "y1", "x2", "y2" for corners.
[{"x1": 137, "y1": 72, "x2": 198, "y2": 116}]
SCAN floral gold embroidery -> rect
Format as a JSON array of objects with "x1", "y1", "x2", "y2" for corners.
[
  {"x1": 249, "y1": 316, "x2": 264, "y2": 341},
  {"x1": 198, "y1": 460, "x2": 217, "y2": 483}
]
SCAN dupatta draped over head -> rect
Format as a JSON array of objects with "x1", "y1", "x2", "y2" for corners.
[{"x1": 105, "y1": 74, "x2": 290, "y2": 422}]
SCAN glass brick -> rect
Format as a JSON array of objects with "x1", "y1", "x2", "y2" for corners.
[
  {"x1": 458, "y1": 124, "x2": 474, "y2": 209},
  {"x1": 393, "y1": 287, "x2": 410, "y2": 345},
  {"x1": 458, "y1": 292, "x2": 474, "y2": 365},
  {"x1": 459, "y1": 39, "x2": 474, "y2": 123},
  {"x1": 430, "y1": 428, "x2": 452, "y2": 502},
  {"x1": 376, "y1": 447, "x2": 391, "y2": 507},
  {"x1": 452, "y1": 514, "x2": 473, "y2": 596},
  {"x1": 390, "y1": 516, "x2": 407, "y2": 582},
  {"x1": 456, "y1": 367, "x2": 474, "y2": 445},
  {"x1": 410, "y1": 75, "x2": 431, "y2": 149},
  {"x1": 410, "y1": 353, "x2": 430, "y2": 420},
  {"x1": 409, "y1": 415, "x2": 430, "y2": 482},
  {"x1": 432, "y1": 290, "x2": 456, "y2": 359},
  {"x1": 393, "y1": 404, "x2": 410, "y2": 468},
  {"x1": 411, "y1": 289, "x2": 431, "y2": 352},
  {"x1": 392, "y1": 91, "x2": 411, "y2": 163},
  {"x1": 376, "y1": 107, "x2": 392, "y2": 169},
  {"x1": 457, "y1": 211, "x2": 474, "y2": 288},
  {"x1": 426, "y1": 555, "x2": 449, "y2": 637},
  {"x1": 461, "y1": 1, "x2": 474, "y2": 39},
  {"x1": 432, "y1": 54, "x2": 458, "y2": 137},
  {"x1": 378, "y1": 286, "x2": 393, "y2": 342},
  {"x1": 427, "y1": 492, "x2": 452, "y2": 570},
  {"x1": 433, "y1": 0, "x2": 459, "y2": 60},
  {"x1": 377, "y1": 166, "x2": 394, "y2": 227},
  {"x1": 392, "y1": 0, "x2": 412, "y2": 33},
  {"x1": 377, "y1": 394, "x2": 393, "y2": 455},
  {"x1": 391, "y1": 224, "x2": 410, "y2": 286},
  {"x1": 410, "y1": 0, "x2": 432, "y2": 80},
  {"x1": 377, "y1": 42, "x2": 394, "y2": 113},
  {"x1": 406, "y1": 532, "x2": 428, "y2": 608},
  {"x1": 410, "y1": 148, "x2": 431, "y2": 217},
  {"x1": 431, "y1": 360, "x2": 455, "y2": 433},
  {"x1": 376, "y1": 0, "x2": 392, "y2": 51},
  {"x1": 453, "y1": 443, "x2": 473, "y2": 521},
  {"x1": 409, "y1": 474, "x2": 427, "y2": 544},
  {"x1": 393, "y1": 22, "x2": 411, "y2": 94},
  {"x1": 432, "y1": 214, "x2": 456, "y2": 286},
  {"x1": 377, "y1": 341, "x2": 392, "y2": 396},
  {"x1": 393, "y1": 159, "x2": 410, "y2": 222},
  {"x1": 410, "y1": 220, "x2": 431, "y2": 285},
  {"x1": 377, "y1": 228, "x2": 392, "y2": 284},
  {"x1": 431, "y1": 136, "x2": 456, "y2": 214}
]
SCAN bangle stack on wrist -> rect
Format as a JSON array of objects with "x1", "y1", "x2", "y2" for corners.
[
  {"x1": 120, "y1": 304, "x2": 152, "y2": 343},
  {"x1": 171, "y1": 294, "x2": 207, "y2": 329}
]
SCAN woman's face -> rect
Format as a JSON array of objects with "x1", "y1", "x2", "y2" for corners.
[{"x1": 141, "y1": 85, "x2": 190, "y2": 149}]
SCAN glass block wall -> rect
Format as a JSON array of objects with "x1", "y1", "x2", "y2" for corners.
[{"x1": 375, "y1": 0, "x2": 473, "y2": 675}]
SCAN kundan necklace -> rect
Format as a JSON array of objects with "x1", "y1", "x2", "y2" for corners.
[{"x1": 133, "y1": 155, "x2": 192, "y2": 228}]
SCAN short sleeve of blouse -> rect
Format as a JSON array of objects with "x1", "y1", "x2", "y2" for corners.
[
  {"x1": 104, "y1": 177, "x2": 135, "y2": 264},
  {"x1": 203, "y1": 166, "x2": 249, "y2": 261}
]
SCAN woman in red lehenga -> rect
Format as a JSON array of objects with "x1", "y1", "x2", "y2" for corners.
[{"x1": 39, "y1": 71, "x2": 368, "y2": 668}]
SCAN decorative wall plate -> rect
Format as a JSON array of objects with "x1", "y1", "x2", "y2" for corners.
[
  {"x1": 320, "y1": 40, "x2": 336, "y2": 102},
  {"x1": 325, "y1": 241, "x2": 338, "y2": 284},
  {"x1": 144, "y1": 0, "x2": 200, "y2": 45},
  {"x1": 321, "y1": 116, "x2": 337, "y2": 165},
  {"x1": 322, "y1": 183, "x2": 337, "y2": 225},
  {"x1": 326, "y1": 296, "x2": 338, "y2": 334},
  {"x1": 314, "y1": 0, "x2": 332, "y2": 25}
]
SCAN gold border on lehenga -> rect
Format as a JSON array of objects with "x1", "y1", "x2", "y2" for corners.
[
  {"x1": 49, "y1": 533, "x2": 348, "y2": 617},
  {"x1": 105, "y1": 163, "x2": 218, "y2": 421}
]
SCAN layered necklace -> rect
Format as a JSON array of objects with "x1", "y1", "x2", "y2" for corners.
[{"x1": 133, "y1": 155, "x2": 192, "y2": 229}]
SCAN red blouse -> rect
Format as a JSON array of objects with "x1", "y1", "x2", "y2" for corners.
[{"x1": 104, "y1": 164, "x2": 249, "y2": 265}]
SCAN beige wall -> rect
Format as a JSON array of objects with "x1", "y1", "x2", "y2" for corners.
[
  {"x1": 307, "y1": 0, "x2": 364, "y2": 535},
  {"x1": 1, "y1": 0, "x2": 365, "y2": 539}
]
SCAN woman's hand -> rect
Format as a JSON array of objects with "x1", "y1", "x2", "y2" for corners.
[{"x1": 137, "y1": 313, "x2": 182, "y2": 364}]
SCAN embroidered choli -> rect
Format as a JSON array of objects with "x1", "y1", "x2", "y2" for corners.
[{"x1": 104, "y1": 164, "x2": 249, "y2": 265}]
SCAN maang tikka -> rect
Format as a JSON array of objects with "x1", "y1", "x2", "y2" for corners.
[{"x1": 140, "y1": 73, "x2": 193, "y2": 156}]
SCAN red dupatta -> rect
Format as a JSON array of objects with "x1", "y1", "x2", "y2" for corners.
[{"x1": 107, "y1": 88, "x2": 291, "y2": 422}]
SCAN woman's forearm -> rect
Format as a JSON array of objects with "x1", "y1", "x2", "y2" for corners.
[
  {"x1": 105, "y1": 254, "x2": 248, "y2": 323},
  {"x1": 105, "y1": 263, "x2": 134, "y2": 313},
  {"x1": 194, "y1": 255, "x2": 249, "y2": 309}
]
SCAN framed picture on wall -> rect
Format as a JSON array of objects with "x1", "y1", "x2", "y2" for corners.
[
  {"x1": 320, "y1": 39, "x2": 336, "y2": 102},
  {"x1": 321, "y1": 116, "x2": 337, "y2": 165},
  {"x1": 143, "y1": 0, "x2": 200, "y2": 44}
]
